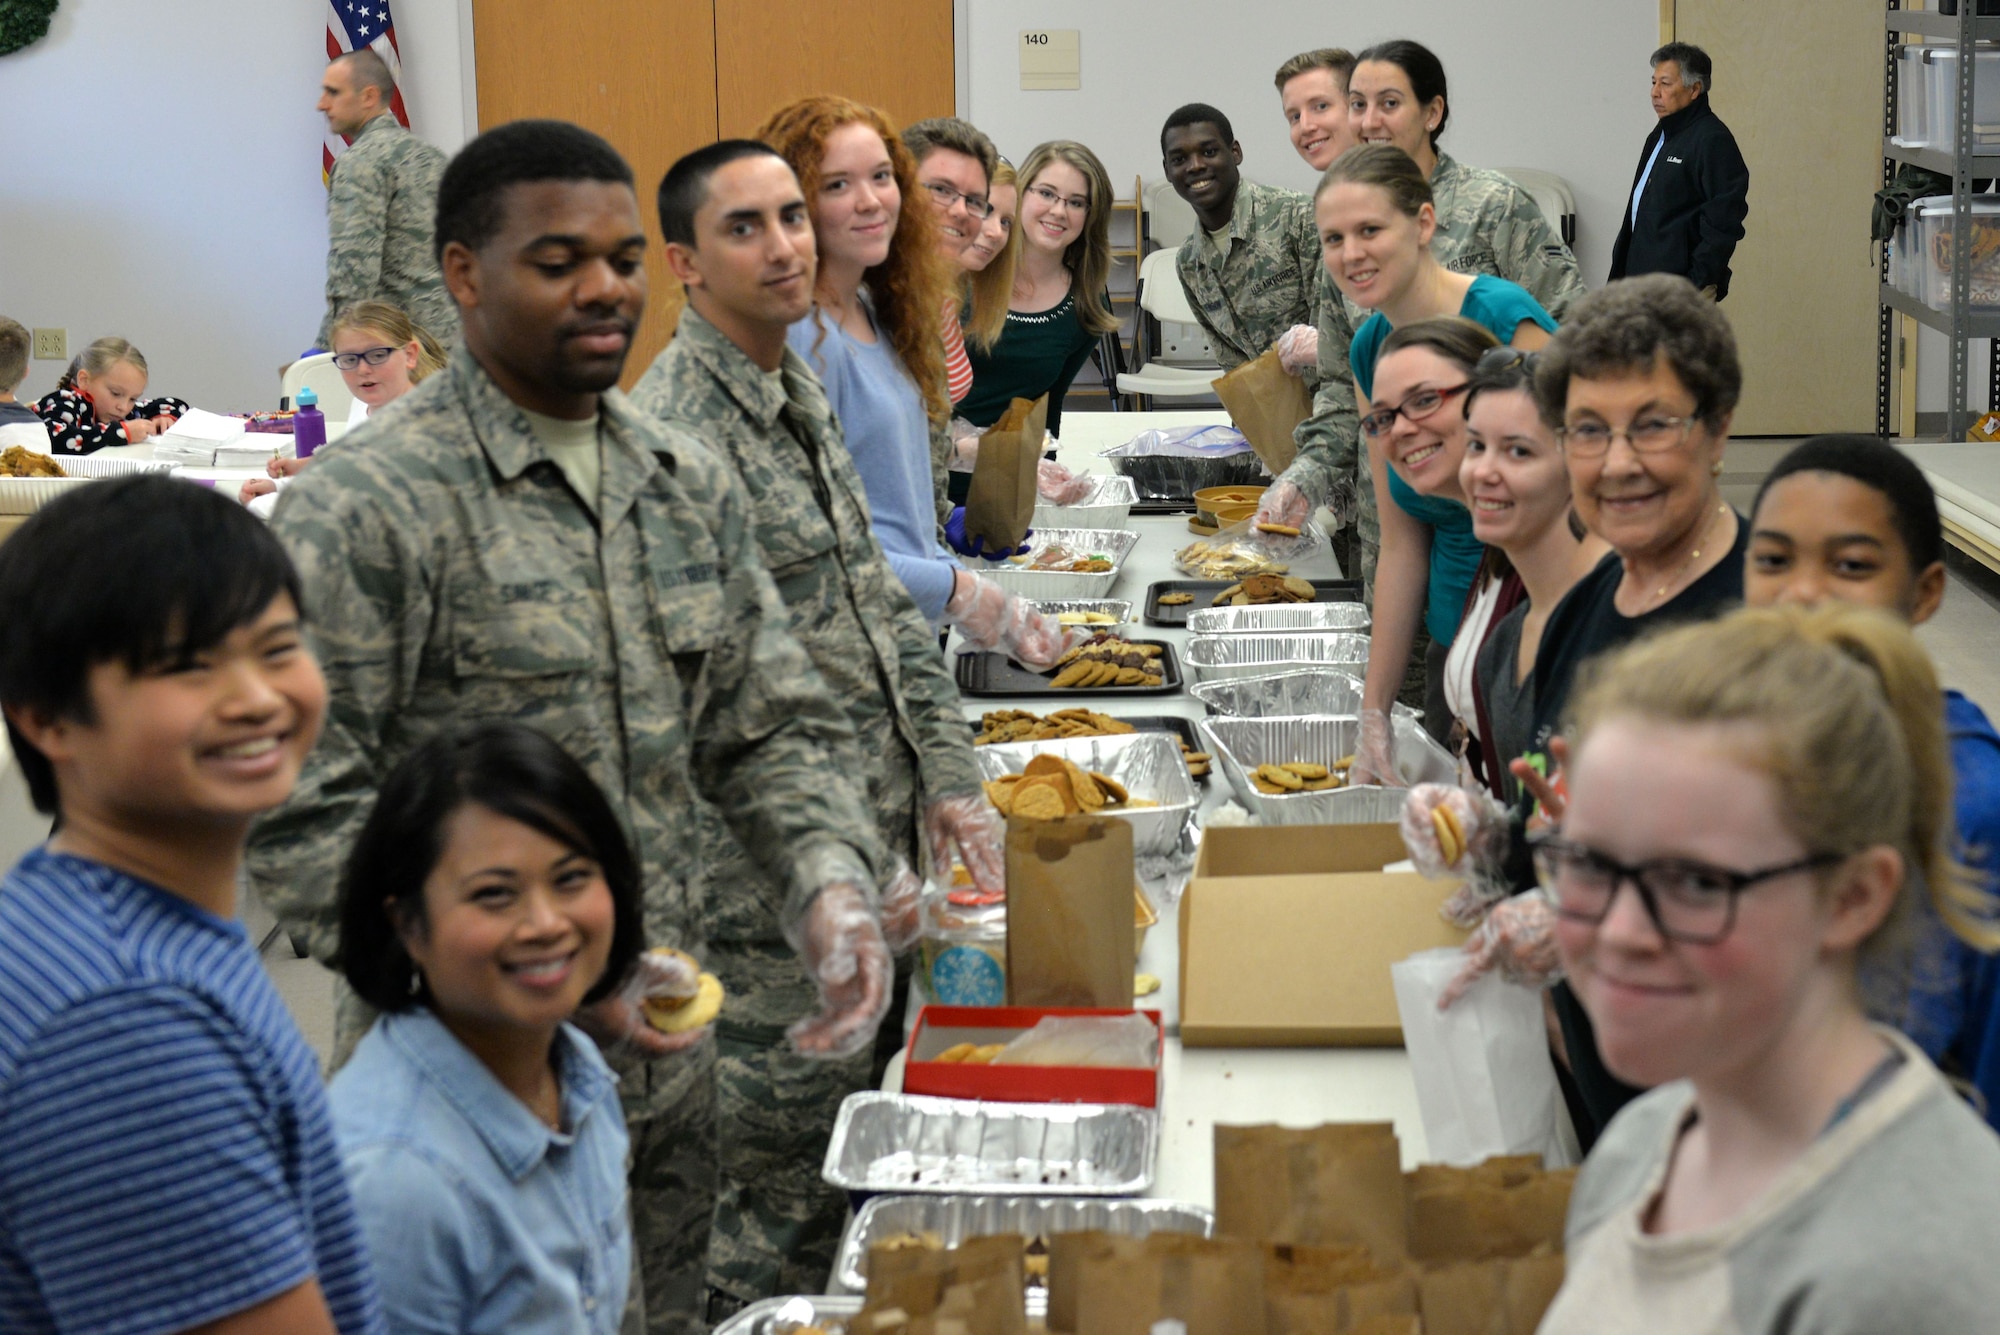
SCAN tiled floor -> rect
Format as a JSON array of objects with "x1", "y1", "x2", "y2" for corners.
[{"x1": 257, "y1": 437, "x2": 2000, "y2": 1065}]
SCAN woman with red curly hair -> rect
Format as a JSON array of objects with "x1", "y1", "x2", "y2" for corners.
[{"x1": 761, "y1": 96, "x2": 1066, "y2": 667}]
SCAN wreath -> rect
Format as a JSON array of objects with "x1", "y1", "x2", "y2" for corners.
[{"x1": 0, "y1": 0, "x2": 57, "y2": 57}]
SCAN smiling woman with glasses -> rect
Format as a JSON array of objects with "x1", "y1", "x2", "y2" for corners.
[{"x1": 1531, "y1": 603, "x2": 2000, "y2": 1335}]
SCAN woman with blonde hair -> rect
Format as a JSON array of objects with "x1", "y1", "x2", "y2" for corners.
[
  {"x1": 961, "y1": 157, "x2": 1021, "y2": 352},
  {"x1": 34, "y1": 337, "x2": 189, "y2": 455},
  {"x1": 1535, "y1": 603, "x2": 2000, "y2": 1333},
  {"x1": 761, "y1": 96, "x2": 1066, "y2": 665},
  {"x1": 958, "y1": 140, "x2": 1119, "y2": 438}
]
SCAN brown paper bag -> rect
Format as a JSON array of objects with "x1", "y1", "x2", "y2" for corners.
[
  {"x1": 1262, "y1": 1242, "x2": 1416, "y2": 1334},
  {"x1": 1405, "y1": 1158, "x2": 1576, "y2": 1263},
  {"x1": 1211, "y1": 348, "x2": 1309, "y2": 477},
  {"x1": 1213, "y1": 1123, "x2": 1408, "y2": 1260},
  {"x1": 965, "y1": 394, "x2": 1049, "y2": 552},
  {"x1": 1005, "y1": 815, "x2": 1136, "y2": 1007},
  {"x1": 1416, "y1": 1249, "x2": 1565, "y2": 1335},
  {"x1": 1065, "y1": 1233, "x2": 1268, "y2": 1335},
  {"x1": 861, "y1": 1233, "x2": 1027, "y2": 1335}
]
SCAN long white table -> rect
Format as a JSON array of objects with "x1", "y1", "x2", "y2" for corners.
[{"x1": 895, "y1": 409, "x2": 1432, "y2": 1206}]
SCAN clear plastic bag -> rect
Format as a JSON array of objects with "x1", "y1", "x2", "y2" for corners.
[
  {"x1": 1100, "y1": 424, "x2": 1252, "y2": 458},
  {"x1": 1173, "y1": 515, "x2": 1330, "y2": 580},
  {"x1": 991, "y1": 1012, "x2": 1161, "y2": 1068}
]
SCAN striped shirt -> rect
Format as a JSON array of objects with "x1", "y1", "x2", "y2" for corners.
[
  {"x1": 942, "y1": 299, "x2": 974, "y2": 405},
  {"x1": 0, "y1": 848, "x2": 384, "y2": 1335}
]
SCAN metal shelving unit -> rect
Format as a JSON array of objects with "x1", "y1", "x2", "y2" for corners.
[{"x1": 1881, "y1": 4, "x2": 2000, "y2": 440}]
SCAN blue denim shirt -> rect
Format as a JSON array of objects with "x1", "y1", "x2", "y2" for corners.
[{"x1": 329, "y1": 1010, "x2": 630, "y2": 1335}]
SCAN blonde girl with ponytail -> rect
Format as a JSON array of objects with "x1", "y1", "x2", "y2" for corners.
[
  {"x1": 34, "y1": 337, "x2": 190, "y2": 456},
  {"x1": 1536, "y1": 602, "x2": 2000, "y2": 1335}
]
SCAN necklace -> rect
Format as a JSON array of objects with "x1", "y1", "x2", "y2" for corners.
[{"x1": 1642, "y1": 503, "x2": 1729, "y2": 611}]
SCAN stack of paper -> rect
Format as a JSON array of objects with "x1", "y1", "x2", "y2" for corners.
[
  {"x1": 215, "y1": 437, "x2": 288, "y2": 470},
  {"x1": 152, "y1": 408, "x2": 246, "y2": 466}
]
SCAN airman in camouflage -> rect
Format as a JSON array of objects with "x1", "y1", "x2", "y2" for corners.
[
  {"x1": 632, "y1": 143, "x2": 994, "y2": 1317},
  {"x1": 1430, "y1": 151, "x2": 1587, "y2": 320},
  {"x1": 315, "y1": 52, "x2": 458, "y2": 349},
  {"x1": 252, "y1": 122, "x2": 893, "y2": 1335}
]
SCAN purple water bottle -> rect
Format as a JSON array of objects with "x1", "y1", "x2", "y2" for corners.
[{"x1": 294, "y1": 386, "x2": 326, "y2": 460}]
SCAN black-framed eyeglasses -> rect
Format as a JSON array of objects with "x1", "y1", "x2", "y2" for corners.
[
  {"x1": 1026, "y1": 183, "x2": 1091, "y2": 216},
  {"x1": 1359, "y1": 382, "x2": 1469, "y2": 439},
  {"x1": 1556, "y1": 415, "x2": 1699, "y2": 457},
  {"x1": 331, "y1": 345, "x2": 400, "y2": 371},
  {"x1": 922, "y1": 179, "x2": 994, "y2": 219},
  {"x1": 1476, "y1": 346, "x2": 1540, "y2": 376},
  {"x1": 1531, "y1": 835, "x2": 1843, "y2": 945}
]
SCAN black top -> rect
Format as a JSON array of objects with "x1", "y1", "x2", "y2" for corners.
[
  {"x1": 959, "y1": 291, "x2": 1100, "y2": 435},
  {"x1": 1474, "y1": 602, "x2": 1536, "y2": 806},
  {"x1": 1608, "y1": 93, "x2": 1751, "y2": 299}
]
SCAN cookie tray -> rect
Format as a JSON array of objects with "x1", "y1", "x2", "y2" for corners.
[
  {"x1": 1143, "y1": 578, "x2": 1362, "y2": 626},
  {"x1": 1196, "y1": 714, "x2": 1458, "y2": 825},
  {"x1": 972, "y1": 731, "x2": 1198, "y2": 862},
  {"x1": 1189, "y1": 669, "x2": 1419, "y2": 723},
  {"x1": 954, "y1": 640, "x2": 1183, "y2": 698},
  {"x1": 1181, "y1": 633, "x2": 1372, "y2": 685},
  {"x1": 822, "y1": 1091, "x2": 1158, "y2": 1198}
]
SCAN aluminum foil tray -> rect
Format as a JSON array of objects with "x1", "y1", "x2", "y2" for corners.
[
  {"x1": 1197, "y1": 714, "x2": 1457, "y2": 825},
  {"x1": 0, "y1": 478, "x2": 92, "y2": 515},
  {"x1": 713, "y1": 1295, "x2": 862, "y2": 1335},
  {"x1": 972, "y1": 731, "x2": 1199, "y2": 863},
  {"x1": 833, "y1": 1194, "x2": 1214, "y2": 1294},
  {"x1": 1189, "y1": 669, "x2": 1418, "y2": 722},
  {"x1": 1104, "y1": 449, "x2": 1270, "y2": 500},
  {"x1": 979, "y1": 527, "x2": 1141, "y2": 599},
  {"x1": 1182, "y1": 633, "x2": 1371, "y2": 684},
  {"x1": 1032, "y1": 598, "x2": 1135, "y2": 634},
  {"x1": 822, "y1": 1092, "x2": 1158, "y2": 1197},
  {"x1": 1033, "y1": 473, "x2": 1137, "y2": 531},
  {"x1": 1185, "y1": 602, "x2": 1372, "y2": 636},
  {"x1": 57, "y1": 454, "x2": 181, "y2": 478}
]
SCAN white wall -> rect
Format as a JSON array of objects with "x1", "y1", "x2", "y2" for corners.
[
  {"x1": 960, "y1": 0, "x2": 1661, "y2": 289},
  {"x1": 0, "y1": 0, "x2": 473, "y2": 414}
]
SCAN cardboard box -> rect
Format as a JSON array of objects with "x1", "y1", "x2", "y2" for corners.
[
  {"x1": 904, "y1": 1005, "x2": 1165, "y2": 1106},
  {"x1": 1180, "y1": 824, "x2": 1466, "y2": 1047}
]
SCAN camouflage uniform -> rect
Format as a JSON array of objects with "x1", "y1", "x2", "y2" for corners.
[
  {"x1": 631, "y1": 308, "x2": 982, "y2": 1312},
  {"x1": 248, "y1": 343, "x2": 883, "y2": 1335},
  {"x1": 318, "y1": 111, "x2": 459, "y2": 349},
  {"x1": 1429, "y1": 152, "x2": 1588, "y2": 321},
  {"x1": 1175, "y1": 181, "x2": 1325, "y2": 380}
]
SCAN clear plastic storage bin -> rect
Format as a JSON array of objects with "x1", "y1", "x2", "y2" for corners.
[
  {"x1": 1909, "y1": 195, "x2": 2000, "y2": 310},
  {"x1": 1896, "y1": 43, "x2": 1943, "y2": 147},
  {"x1": 1924, "y1": 45, "x2": 2000, "y2": 152}
]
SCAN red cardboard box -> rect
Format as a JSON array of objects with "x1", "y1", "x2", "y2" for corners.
[{"x1": 903, "y1": 1005, "x2": 1164, "y2": 1107}]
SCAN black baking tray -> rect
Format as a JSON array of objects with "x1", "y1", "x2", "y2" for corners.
[
  {"x1": 964, "y1": 711, "x2": 1208, "y2": 781},
  {"x1": 953, "y1": 641, "x2": 1183, "y2": 697},
  {"x1": 1129, "y1": 497, "x2": 1200, "y2": 515},
  {"x1": 1143, "y1": 578, "x2": 1363, "y2": 626}
]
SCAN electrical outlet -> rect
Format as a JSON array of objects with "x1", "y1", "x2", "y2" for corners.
[{"x1": 31, "y1": 328, "x2": 66, "y2": 361}]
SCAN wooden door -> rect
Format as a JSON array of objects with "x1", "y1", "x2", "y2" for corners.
[
  {"x1": 1669, "y1": 0, "x2": 1882, "y2": 434},
  {"x1": 472, "y1": 0, "x2": 717, "y2": 382},
  {"x1": 713, "y1": 0, "x2": 955, "y2": 137}
]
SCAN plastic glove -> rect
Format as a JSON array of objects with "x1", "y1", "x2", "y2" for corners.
[
  {"x1": 944, "y1": 507, "x2": 1032, "y2": 560},
  {"x1": 1401, "y1": 783, "x2": 1512, "y2": 877},
  {"x1": 1349, "y1": 708, "x2": 1399, "y2": 788},
  {"x1": 1438, "y1": 893, "x2": 1562, "y2": 1009},
  {"x1": 786, "y1": 881, "x2": 893, "y2": 1058},
  {"x1": 948, "y1": 418, "x2": 982, "y2": 471},
  {"x1": 576, "y1": 947, "x2": 709, "y2": 1058},
  {"x1": 926, "y1": 792, "x2": 1005, "y2": 900},
  {"x1": 1274, "y1": 324, "x2": 1319, "y2": 376},
  {"x1": 1037, "y1": 459, "x2": 1095, "y2": 505},
  {"x1": 1253, "y1": 479, "x2": 1312, "y2": 531},
  {"x1": 947, "y1": 573, "x2": 1073, "y2": 669},
  {"x1": 878, "y1": 856, "x2": 926, "y2": 954}
]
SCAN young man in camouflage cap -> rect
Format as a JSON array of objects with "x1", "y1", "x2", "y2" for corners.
[
  {"x1": 251, "y1": 120, "x2": 897, "y2": 1335},
  {"x1": 315, "y1": 48, "x2": 457, "y2": 349},
  {"x1": 630, "y1": 140, "x2": 1004, "y2": 1317}
]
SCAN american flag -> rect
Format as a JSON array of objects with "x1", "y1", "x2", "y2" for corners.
[{"x1": 324, "y1": 0, "x2": 409, "y2": 185}]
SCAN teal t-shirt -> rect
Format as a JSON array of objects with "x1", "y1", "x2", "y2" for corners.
[{"x1": 1351, "y1": 275, "x2": 1556, "y2": 644}]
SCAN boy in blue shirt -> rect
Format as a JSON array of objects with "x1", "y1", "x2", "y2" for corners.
[
  {"x1": 0, "y1": 476, "x2": 383, "y2": 1334},
  {"x1": 1746, "y1": 433, "x2": 2000, "y2": 1128}
]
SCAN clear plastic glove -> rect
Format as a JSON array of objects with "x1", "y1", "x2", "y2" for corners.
[
  {"x1": 948, "y1": 418, "x2": 982, "y2": 472},
  {"x1": 878, "y1": 856, "x2": 926, "y2": 954},
  {"x1": 577, "y1": 948, "x2": 709, "y2": 1058},
  {"x1": 1349, "y1": 707, "x2": 1399, "y2": 788},
  {"x1": 1253, "y1": 479, "x2": 1312, "y2": 530},
  {"x1": 786, "y1": 881, "x2": 894, "y2": 1058},
  {"x1": 944, "y1": 506, "x2": 1032, "y2": 560},
  {"x1": 1438, "y1": 893, "x2": 1563, "y2": 1009},
  {"x1": 1274, "y1": 324, "x2": 1319, "y2": 376},
  {"x1": 947, "y1": 573, "x2": 1073, "y2": 669},
  {"x1": 925, "y1": 792, "x2": 1005, "y2": 899},
  {"x1": 1401, "y1": 783, "x2": 1511, "y2": 878},
  {"x1": 1037, "y1": 459, "x2": 1095, "y2": 505}
]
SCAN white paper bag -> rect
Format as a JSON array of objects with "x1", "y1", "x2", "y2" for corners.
[{"x1": 1391, "y1": 947, "x2": 1579, "y2": 1168}]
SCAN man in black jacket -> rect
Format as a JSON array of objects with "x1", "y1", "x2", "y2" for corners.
[{"x1": 1609, "y1": 42, "x2": 1750, "y2": 300}]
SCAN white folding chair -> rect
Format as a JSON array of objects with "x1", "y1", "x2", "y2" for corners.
[
  {"x1": 279, "y1": 352, "x2": 356, "y2": 423},
  {"x1": 1494, "y1": 167, "x2": 1579, "y2": 248},
  {"x1": 1115, "y1": 246, "x2": 1224, "y2": 404}
]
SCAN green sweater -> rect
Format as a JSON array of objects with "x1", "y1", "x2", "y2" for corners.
[{"x1": 959, "y1": 291, "x2": 1099, "y2": 436}]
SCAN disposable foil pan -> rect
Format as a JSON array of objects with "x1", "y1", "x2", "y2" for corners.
[
  {"x1": 1197, "y1": 714, "x2": 1457, "y2": 825},
  {"x1": 1033, "y1": 473, "x2": 1137, "y2": 531},
  {"x1": 1184, "y1": 603, "x2": 1372, "y2": 636},
  {"x1": 1182, "y1": 633, "x2": 1371, "y2": 684},
  {"x1": 979, "y1": 527, "x2": 1140, "y2": 599},
  {"x1": 1189, "y1": 669, "x2": 1419, "y2": 722},
  {"x1": 713, "y1": 1295, "x2": 863, "y2": 1335},
  {"x1": 1104, "y1": 449, "x2": 1270, "y2": 500},
  {"x1": 972, "y1": 732, "x2": 1199, "y2": 864},
  {"x1": 822, "y1": 1092, "x2": 1158, "y2": 1198},
  {"x1": 1032, "y1": 598, "x2": 1135, "y2": 634},
  {"x1": 0, "y1": 478, "x2": 91, "y2": 514},
  {"x1": 833, "y1": 1194, "x2": 1215, "y2": 1294},
  {"x1": 56, "y1": 454, "x2": 180, "y2": 478}
]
